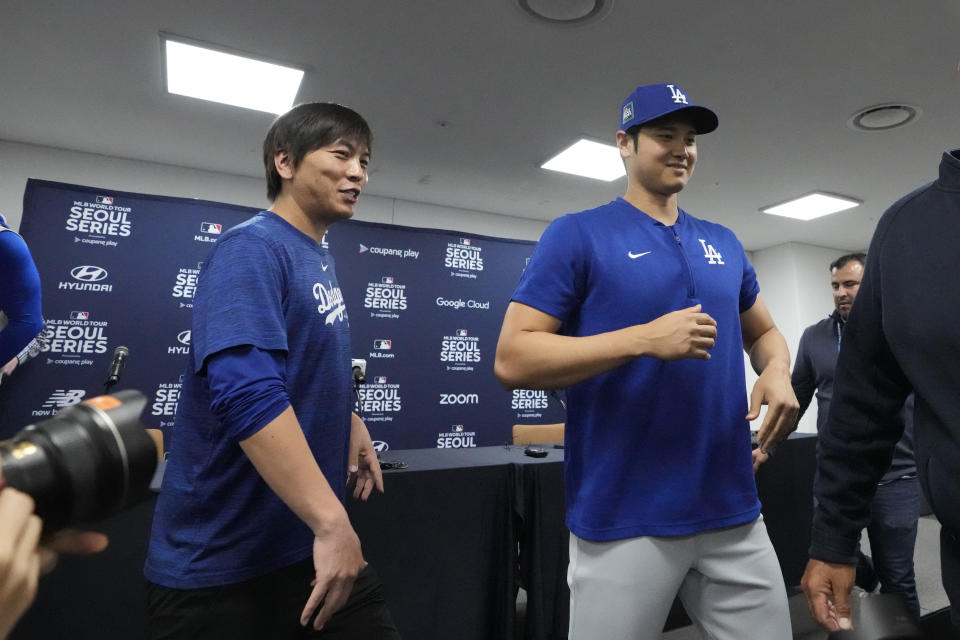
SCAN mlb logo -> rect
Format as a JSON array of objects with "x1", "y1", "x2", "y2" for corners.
[
  {"x1": 381, "y1": 276, "x2": 394, "y2": 284},
  {"x1": 374, "y1": 339, "x2": 392, "y2": 350},
  {"x1": 457, "y1": 329, "x2": 468, "y2": 336},
  {"x1": 200, "y1": 222, "x2": 222, "y2": 234},
  {"x1": 453, "y1": 425, "x2": 464, "y2": 432},
  {"x1": 70, "y1": 311, "x2": 89, "y2": 320},
  {"x1": 359, "y1": 244, "x2": 369, "y2": 253},
  {"x1": 96, "y1": 195, "x2": 114, "y2": 205},
  {"x1": 375, "y1": 376, "x2": 387, "y2": 384},
  {"x1": 460, "y1": 238, "x2": 471, "y2": 245}
]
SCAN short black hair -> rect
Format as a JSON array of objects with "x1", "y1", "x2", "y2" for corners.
[
  {"x1": 262, "y1": 103, "x2": 373, "y2": 201},
  {"x1": 829, "y1": 252, "x2": 866, "y2": 272}
]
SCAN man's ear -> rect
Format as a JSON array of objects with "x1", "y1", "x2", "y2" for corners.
[
  {"x1": 615, "y1": 130, "x2": 633, "y2": 161},
  {"x1": 274, "y1": 150, "x2": 295, "y2": 180}
]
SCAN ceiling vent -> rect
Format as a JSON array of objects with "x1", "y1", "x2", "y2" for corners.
[
  {"x1": 848, "y1": 103, "x2": 920, "y2": 131},
  {"x1": 517, "y1": 0, "x2": 613, "y2": 25}
]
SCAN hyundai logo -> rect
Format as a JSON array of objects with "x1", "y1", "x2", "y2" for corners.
[
  {"x1": 70, "y1": 265, "x2": 108, "y2": 282},
  {"x1": 372, "y1": 441, "x2": 389, "y2": 453},
  {"x1": 177, "y1": 330, "x2": 192, "y2": 345}
]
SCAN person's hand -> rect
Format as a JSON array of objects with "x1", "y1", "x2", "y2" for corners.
[
  {"x1": 637, "y1": 305, "x2": 717, "y2": 361},
  {"x1": 36, "y1": 529, "x2": 109, "y2": 574},
  {"x1": 347, "y1": 414, "x2": 383, "y2": 501},
  {"x1": 1, "y1": 357, "x2": 17, "y2": 378},
  {"x1": 300, "y1": 517, "x2": 366, "y2": 631},
  {"x1": 751, "y1": 448, "x2": 769, "y2": 472},
  {"x1": 746, "y1": 364, "x2": 799, "y2": 453},
  {"x1": 801, "y1": 559, "x2": 856, "y2": 632},
  {"x1": 0, "y1": 488, "x2": 41, "y2": 640}
]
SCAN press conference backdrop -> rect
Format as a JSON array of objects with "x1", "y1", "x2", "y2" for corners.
[{"x1": 0, "y1": 179, "x2": 564, "y2": 449}]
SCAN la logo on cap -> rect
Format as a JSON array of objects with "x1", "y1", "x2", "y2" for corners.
[
  {"x1": 622, "y1": 101, "x2": 634, "y2": 124},
  {"x1": 667, "y1": 84, "x2": 688, "y2": 105}
]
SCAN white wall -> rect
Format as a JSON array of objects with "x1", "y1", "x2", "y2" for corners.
[
  {"x1": 0, "y1": 139, "x2": 548, "y2": 241},
  {"x1": 747, "y1": 242, "x2": 861, "y2": 433}
]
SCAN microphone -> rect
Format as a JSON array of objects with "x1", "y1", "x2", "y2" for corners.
[
  {"x1": 351, "y1": 358, "x2": 366, "y2": 385},
  {"x1": 104, "y1": 346, "x2": 129, "y2": 391}
]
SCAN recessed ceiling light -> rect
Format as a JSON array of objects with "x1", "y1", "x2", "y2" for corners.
[
  {"x1": 761, "y1": 192, "x2": 860, "y2": 221},
  {"x1": 162, "y1": 36, "x2": 304, "y2": 115},
  {"x1": 541, "y1": 139, "x2": 625, "y2": 181},
  {"x1": 517, "y1": 0, "x2": 613, "y2": 24},
  {"x1": 847, "y1": 103, "x2": 920, "y2": 131}
]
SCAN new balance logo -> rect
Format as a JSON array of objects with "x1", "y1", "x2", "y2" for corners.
[
  {"x1": 698, "y1": 239, "x2": 724, "y2": 265},
  {"x1": 41, "y1": 389, "x2": 86, "y2": 411},
  {"x1": 667, "y1": 84, "x2": 688, "y2": 105}
]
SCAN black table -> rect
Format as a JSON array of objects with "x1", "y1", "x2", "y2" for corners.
[{"x1": 12, "y1": 435, "x2": 816, "y2": 640}]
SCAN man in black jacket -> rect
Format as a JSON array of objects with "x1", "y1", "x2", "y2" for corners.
[
  {"x1": 802, "y1": 150, "x2": 960, "y2": 633},
  {"x1": 793, "y1": 253, "x2": 919, "y2": 618}
]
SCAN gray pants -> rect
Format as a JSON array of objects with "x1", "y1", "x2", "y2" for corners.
[{"x1": 567, "y1": 517, "x2": 791, "y2": 640}]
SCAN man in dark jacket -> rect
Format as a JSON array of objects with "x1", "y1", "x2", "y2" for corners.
[
  {"x1": 793, "y1": 253, "x2": 919, "y2": 618},
  {"x1": 802, "y1": 150, "x2": 960, "y2": 633}
]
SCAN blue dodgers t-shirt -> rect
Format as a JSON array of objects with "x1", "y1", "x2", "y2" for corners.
[
  {"x1": 512, "y1": 199, "x2": 761, "y2": 540},
  {"x1": 145, "y1": 212, "x2": 353, "y2": 589}
]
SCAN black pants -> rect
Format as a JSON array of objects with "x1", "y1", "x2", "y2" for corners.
[
  {"x1": 942, "y1": 526, "x2": 960, "y2": 631},
  {"x1": 147, "y1": 562, "x2": 401, "y2": 640}
]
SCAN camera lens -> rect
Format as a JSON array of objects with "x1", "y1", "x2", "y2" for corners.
[{"x1": 0, "y1": 390, "x2": 158, "y2": 531}]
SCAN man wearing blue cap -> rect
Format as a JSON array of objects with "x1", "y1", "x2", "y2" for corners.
[{"x1": 496, "y1": 83, "x2": 797, "y2": 638}]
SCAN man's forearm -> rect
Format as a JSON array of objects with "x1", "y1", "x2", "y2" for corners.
[
  {"x1": 747, "y1": 327, "x2": 791, "y2": 375},
  {"x1": 494, "y1": 328, "x2": 637, "y2": 390},
  {"x1": 239, "y1": 406, "x2": 349, "y2": 535}
]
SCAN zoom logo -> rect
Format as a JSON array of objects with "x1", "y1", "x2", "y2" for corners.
[{"x1": 439, "y1": 393, "x2": 479, "y2": 405}]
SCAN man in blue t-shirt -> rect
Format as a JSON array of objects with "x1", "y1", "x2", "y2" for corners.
[
  {"x1": 0, "y1": 213, "x2": 45, "y2": 384},
  {"x1": 145, "y1": 104, "x2": 399, "y2": 639},
  {"x1": 495, "y1": 83, "x2": 799, "y2": 639}
]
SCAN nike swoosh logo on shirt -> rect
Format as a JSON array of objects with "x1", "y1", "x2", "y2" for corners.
[{"x1": 628, "y1": 251, "x2": 652, "y2": 259}]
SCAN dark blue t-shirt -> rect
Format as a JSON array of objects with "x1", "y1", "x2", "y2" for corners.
[
  {"x1": 512, "y1": 199, "x2": 761, "y2": 540},
  {"x1": 145, "y1": 211, "x2": 353, "y2": 588},
  {"x1": 0, "y1": 225, "x2": 44, "y2": 365}
]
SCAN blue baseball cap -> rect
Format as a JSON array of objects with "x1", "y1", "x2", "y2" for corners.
[{"x1": 619, "y1": 83, "x2": 718, "y2": 134}]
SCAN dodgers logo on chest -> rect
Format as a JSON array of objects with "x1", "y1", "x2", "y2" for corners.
[
  {"x1": 313, "y1": 281, "x2": 346, "y2": 325},
  {"x1": 698, "y1": 238, "x2": 724, "y2": 265}
]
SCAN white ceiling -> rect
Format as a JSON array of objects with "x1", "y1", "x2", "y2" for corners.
[{"x1": 1, "y1": 1, "x2": 958, "y2": 251}]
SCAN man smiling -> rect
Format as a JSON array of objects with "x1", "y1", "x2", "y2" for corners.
[
  {"x1": 145, "y1": 103, "x2": 399, "y2": 639},
  {"x1": 496, "y1": 83, "x2": 798, "y2": 639}
]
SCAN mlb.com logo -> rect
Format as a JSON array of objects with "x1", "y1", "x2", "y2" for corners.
[
  {"x1": 381, "y1": 276, "x2": 394, "y2": 284},
  {"x1": 457, "y1": 329, "x2": 468, "y2": 337},
  {"x1": 200, "y1": 222, "x2": 222, "y2": 234},
  {"x1": 70, "y1": 311, "x2": 89, "y2": 320},
  {"x1": 374, "y1": 339, "x2": 392, "y2": 350},
  {"x1": 374, "y1": 376, "x2": 387, "y2": 384},
  {"x1": 452, "y1": 424, "x2": 464, "y2": 432},
  {"x1": 460, "y1": 238, "x2": 471, "y2": 246},
  {"x1": 95, "y1": 195, "x2": 114, "y2": 205}
]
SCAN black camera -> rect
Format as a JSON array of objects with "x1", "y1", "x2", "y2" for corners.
[{"x1": 0, "y1": 390, "x2": 158, "y2": 531}]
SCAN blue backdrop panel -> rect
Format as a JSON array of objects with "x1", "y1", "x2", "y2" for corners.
[{"x1": 0, "y1": 180, "x2": 564, "y2": 450}]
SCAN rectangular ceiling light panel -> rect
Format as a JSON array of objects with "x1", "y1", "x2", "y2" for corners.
[
  {"x1": 761, "y1": 192, "x2": 860, "y2": 221},
  {"x1": 164, "y1": 38, "x2": 304, "y2": 114},
  {"x1": 541, "y1": 139, "x2": 625, "y2": 182}
]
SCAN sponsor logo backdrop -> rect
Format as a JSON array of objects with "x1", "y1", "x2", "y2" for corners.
[{"x1": 0, "y1": 180, "x2": 564, "y2": 449}]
